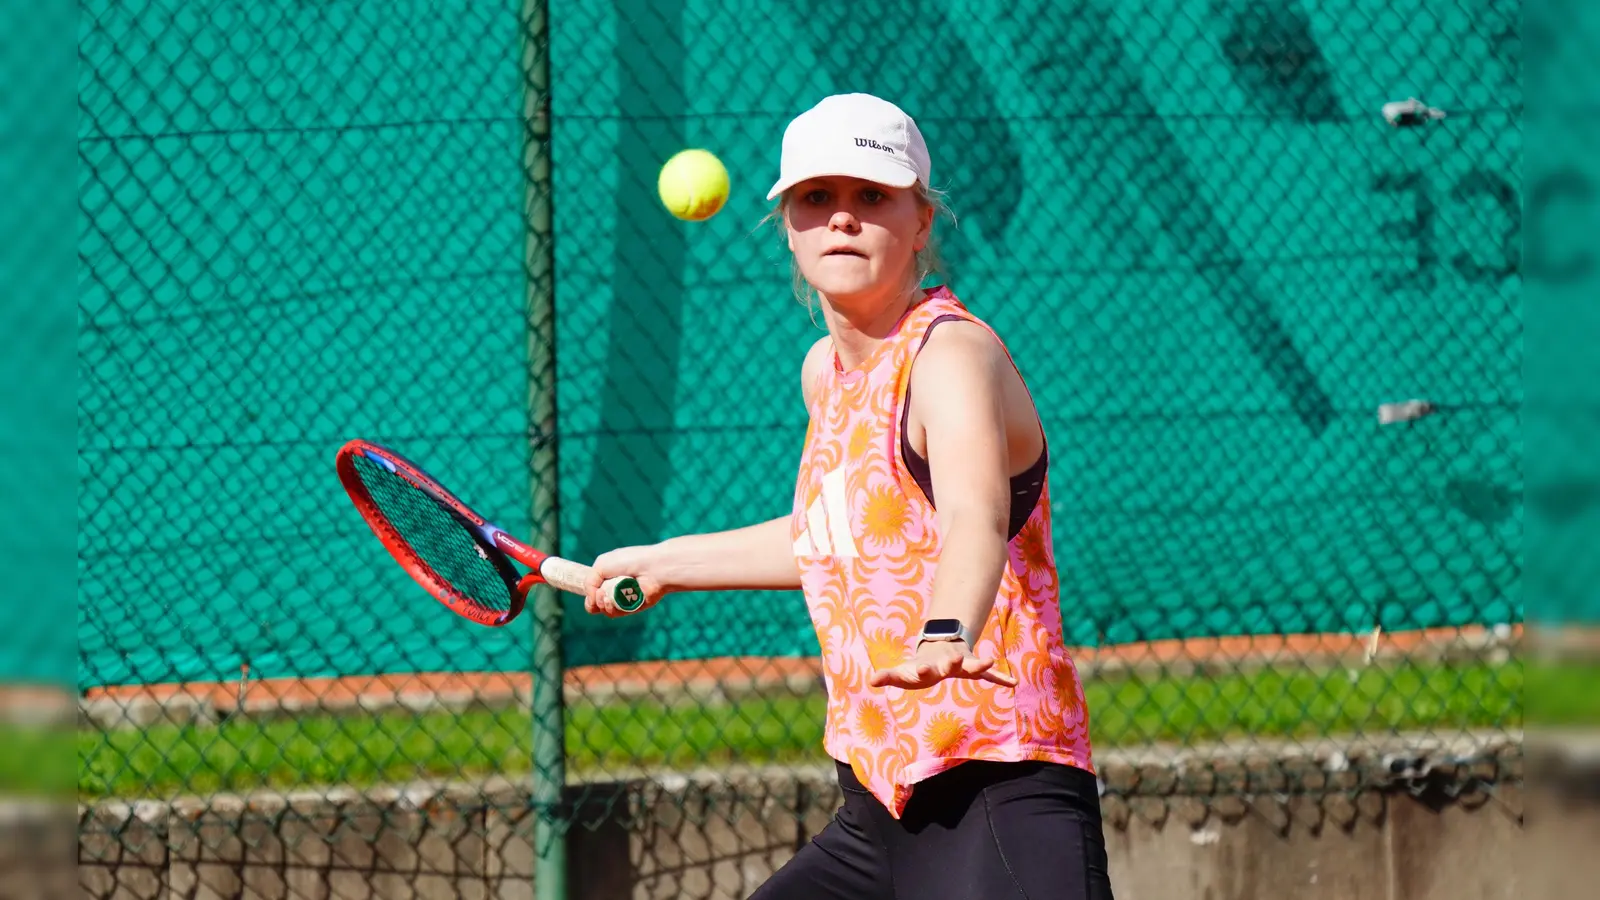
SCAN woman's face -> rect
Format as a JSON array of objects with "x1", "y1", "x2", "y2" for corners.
[{"x1": 784, "y1": 176, "x2": 933, "y2": 310}]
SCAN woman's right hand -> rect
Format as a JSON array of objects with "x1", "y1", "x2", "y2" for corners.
[{"x1": 584, "y1": 543, "x2": 671, "y2": 617}]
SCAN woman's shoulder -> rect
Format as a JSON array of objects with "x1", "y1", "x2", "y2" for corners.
[
  {"x1": 907, "y1": 301, "x2": 1023, "y2": 400},
  {"x1": 914, "y1": 288, "x2": 1001, "y2": 358},
  {"x1": 800, "y1": 334, "x2": 833, "y2": 411},
  {"x1": 914, "y1": 316, "x2": 1005, "y2": 374}
]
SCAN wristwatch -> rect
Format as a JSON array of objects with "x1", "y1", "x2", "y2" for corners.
[{"x1": 917, "y1": 618, "x2": 973, "y2": 648}]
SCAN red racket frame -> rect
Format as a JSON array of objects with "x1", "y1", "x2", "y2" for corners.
[{"x1": 336, "y1": 438, "x2": 554, "y2": 627}]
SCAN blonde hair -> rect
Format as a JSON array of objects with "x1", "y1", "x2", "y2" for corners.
[{"x1": 759, "y1": 183, "x2": 956, "y2": 315}]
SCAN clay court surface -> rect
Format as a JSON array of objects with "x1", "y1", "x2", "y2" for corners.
[{"x1": 78, "y1": 625, "x2": 1516, "y2": 717}]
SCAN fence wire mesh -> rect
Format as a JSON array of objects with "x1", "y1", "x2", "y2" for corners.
[{"x1": 75, "y1": 0, "x2": 1537, "y2": 897}]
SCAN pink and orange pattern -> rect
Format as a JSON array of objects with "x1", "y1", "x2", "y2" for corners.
[{"x1": 792, "y1": 287, "x2": 1096, "y2": 819}]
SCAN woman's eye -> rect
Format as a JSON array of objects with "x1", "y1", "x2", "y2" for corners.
[
  {"x1": 803, "y1": 190, "x2": 829, "y2": 205},
  {"x1": 861, "y1": 189, "x2": 885, "y2": 204}
]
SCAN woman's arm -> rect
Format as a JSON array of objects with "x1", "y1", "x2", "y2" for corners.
[
  {"x1": 585, "y1": 515, "x2": 800, "y2": 618},
  {"x1": 870, "y1": 320, "x2": 1021, "y2": 688}
]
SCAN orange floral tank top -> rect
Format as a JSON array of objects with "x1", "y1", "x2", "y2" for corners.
[{"x1": 791, "y1": 286, "x2": 1096, "y2": 819}]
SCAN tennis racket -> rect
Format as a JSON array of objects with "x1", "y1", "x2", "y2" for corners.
[{"x1": 336, "y1": 439, "x2": 645, "y2": 626}]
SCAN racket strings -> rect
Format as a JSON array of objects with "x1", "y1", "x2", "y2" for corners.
[{"x1": 351, "y1": 455, "x2": 517, "y2": 613}]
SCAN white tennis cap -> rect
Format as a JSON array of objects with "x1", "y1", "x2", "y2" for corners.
[{"x1": 766, "y1": 93, "x2": 932, "y2": 201}]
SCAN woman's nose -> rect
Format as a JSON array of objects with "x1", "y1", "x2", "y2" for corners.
[{"x1": 827, "y1": 208, "x2": 860, "y2": 233}]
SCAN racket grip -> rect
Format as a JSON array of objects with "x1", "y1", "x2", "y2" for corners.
[{"x1": 537, "y1": 557, "x2": 647, "y2": 613}]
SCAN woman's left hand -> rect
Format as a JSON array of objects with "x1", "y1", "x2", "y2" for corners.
[{"x1": 869, "y1": 640, "x2": 1018, "y2": 690}]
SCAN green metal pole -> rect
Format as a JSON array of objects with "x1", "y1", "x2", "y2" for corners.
[{"x1": 519, "y1": 3, "x2": 566, "y2": 899}]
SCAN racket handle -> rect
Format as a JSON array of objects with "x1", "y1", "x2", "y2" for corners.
[{"x1": 537, "y1": 557, "x2": 647, "y2": 613}]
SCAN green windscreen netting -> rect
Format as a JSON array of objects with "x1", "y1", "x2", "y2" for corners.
[{"x1": 80, "y1": 0, "x2": 1520, "y2": 688}]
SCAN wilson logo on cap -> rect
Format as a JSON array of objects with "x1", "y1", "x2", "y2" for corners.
[{"x1": 853, "y1": 138, "x2": 896, "y2": 153}]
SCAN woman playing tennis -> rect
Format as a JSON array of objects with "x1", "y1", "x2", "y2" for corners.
[{"x1": 586, "y1": 92, "x2": 1115, "y2": 900}]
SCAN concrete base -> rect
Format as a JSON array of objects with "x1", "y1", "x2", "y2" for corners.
[{"x1": 72, "y1": 759, "x2": 1547, "y2": 900}]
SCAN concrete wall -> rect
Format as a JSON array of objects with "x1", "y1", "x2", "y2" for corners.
[{"x1": 73, "y1": 757, "x2": 1539, "y2": 900}]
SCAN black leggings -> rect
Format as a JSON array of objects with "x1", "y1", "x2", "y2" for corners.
[{"x1": 751, "y1": 759, "x2": 1115, "y2": 900}]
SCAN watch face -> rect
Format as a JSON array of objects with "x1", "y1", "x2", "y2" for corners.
[{"x1": 923, "y1": 618, "x2": 964, "y2": 638}]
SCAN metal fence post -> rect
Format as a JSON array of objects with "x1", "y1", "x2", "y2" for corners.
[{"x1": 520, "y1": 1, "x2": 566, "y2": 898}]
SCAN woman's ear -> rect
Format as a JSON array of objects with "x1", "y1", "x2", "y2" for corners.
[
  {"x1": 915, "y1": 201, "x2": 935, "y2": 252},
  {"x1": 781, "y1": 199, "x2": 797, "y2": 252}
]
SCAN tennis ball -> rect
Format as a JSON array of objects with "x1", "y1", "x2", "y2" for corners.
[{"x1": 657, "y1": 149, "x2": 729, "y2": 222}]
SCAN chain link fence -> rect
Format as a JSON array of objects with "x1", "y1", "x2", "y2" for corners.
[{"x1": 75, "y1": 0, "x2": 1536, "y2": 897}]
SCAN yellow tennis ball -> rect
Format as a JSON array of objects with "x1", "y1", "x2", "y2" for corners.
[{"x1": 657, "y1": 149, "x2": 729, "y2": 222}]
